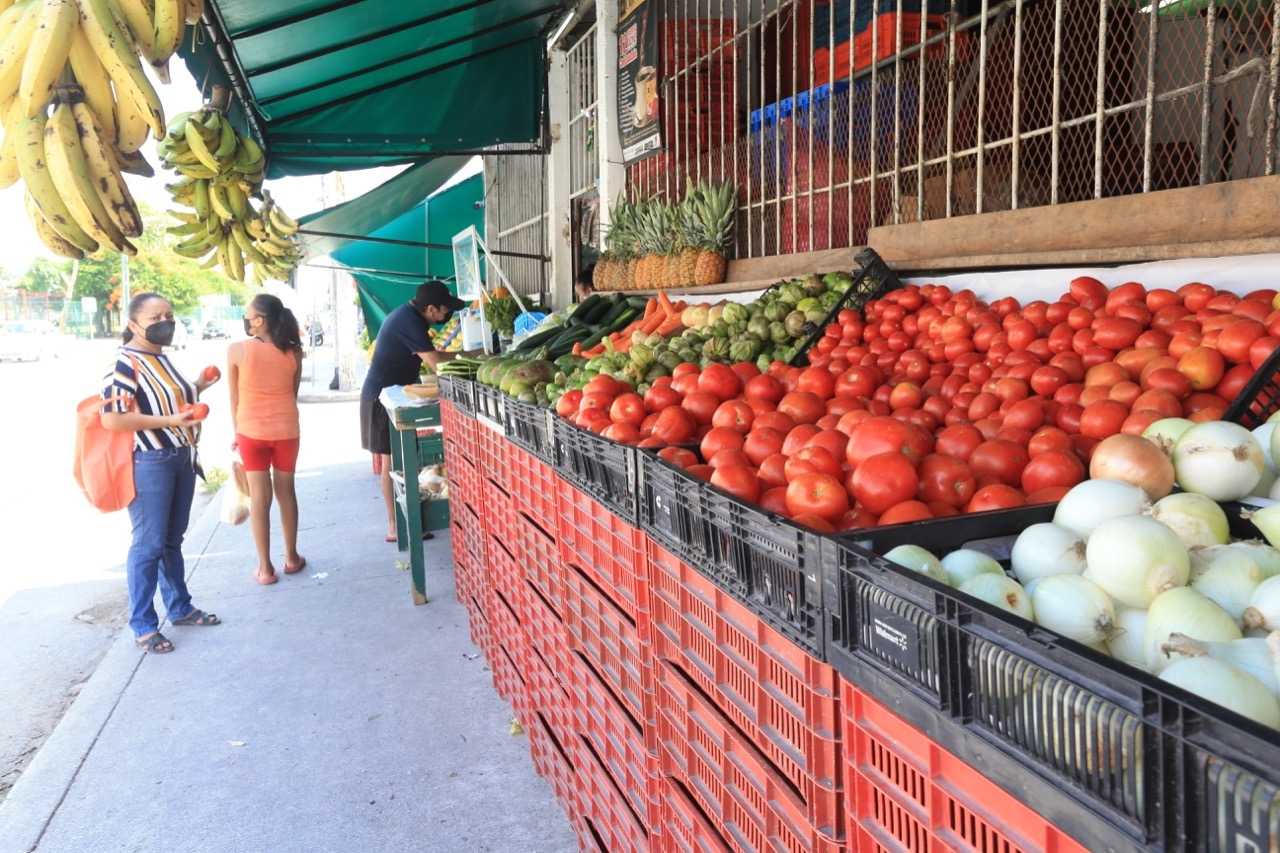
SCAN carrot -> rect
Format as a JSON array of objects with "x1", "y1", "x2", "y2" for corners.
[
  {"x1": 582, "y1": 343, "x2": 606, "y2": 358},
  {"x1": 658, "y1": 289, "x2": 676, "y2": 317},
  {"x1": 639, "y1": 312, "x2": 666, "y2": 335},
  {"x1": 572, "y1": 341, "x2": 583, "y2": 356},
  {"x1": 642, "y1": 297, "x2": 659, "y2": 319},
  {"x1": 655, "y1": 314, "x2": 685, "y2": 336}
]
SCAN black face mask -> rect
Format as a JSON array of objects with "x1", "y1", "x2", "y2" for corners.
[
  {"x1": 243, "y1": 317, "x2": 254, "y2": 335},
  {"x1": 143, "y1": 320, "x2": 175, "y2": 347}
]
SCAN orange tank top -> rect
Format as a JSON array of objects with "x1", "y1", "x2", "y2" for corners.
[{"x1": 236, "y1": 339, "x2": 299, "y2": 440}]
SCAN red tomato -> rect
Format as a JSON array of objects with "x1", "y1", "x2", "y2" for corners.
[
  {"x1": 643, "y1": 383, "x2": 682, "y2": 414},
  {"x1": 744, "y1": 374, "x2": 785, "y2": 405},
  {"x1": 850, "y1": 453, "x2": 919, "y2": 515},
  {"x1": 1025, "y1": 485, "x2": 1073, "y2": 505},
  {"x1": 1215, "y1": 319, "x2": 1266, "y2": 364},
  {"x1": 934, "y1": 423, "x2": 984, "y2": 461},
  {"x1": 1092, "y1": 317, "x2": 1143, "y2": 350},
  {"x1": 686, "y1": 464, "x2": 715, "y2": 482},
  {"x1": 1020, "y1": 448, "x2": 1086, "y2": 493},
  {"x1": 1143, "y1": 367, "x2": 1192, "y2": 399},
  {"x1": 1130, "y1": 388, "x2": 1183, "y2": 419},
  {"x1": 777, "y1": 391, "x2": 826, "y2": 425},
  {"x1": 1176, "y1": 346, "x2": 1226, "y2": 391},
  {"x1": 782, "y1": 424, "x2": 823, "y2": 457},
  {"x1": 696, "y1": 363, "x2": 742, "y2": 401},
  {"x1": 785, "y1": 446, "x2": 844, "y2": 480},
  {"x1": 846, "y1": 416, "x2": 930, "y2": 468},
  {"x1": 650, "y1": 406, "x2": 697, "y2": 445},
  {"x1": 657, "y1": 446, "x2": 699, "y2": 468},
  {"x1": 1069, "y1": 276, "x2": 1107, "y2": 310},
  {"x1": 711, "y1": 399, "x2": 755, "y2": 434},
  {"x1": 790, "y1": 513, "x2": 837, "y2": 533},
  {"x1": 758, "y1": 486, "x2": 790, "y2": 515},
  {"x1": 1120, "y1": 409, "x2": 1167, "y2": 436},
  {"x1": 743, "y1": 428, "x2": 786, "y2": 466},
  {"x1": 795, "y1": 367, "x2": 836, "y2": 400},
  {"x1": 681, "y1": 391, "x2": 721, "y2": 426},
  {"x1": 577, "y1": 408, "x2": 611, "y2": 433},
  {"x1": 967, "y1": 484, "x2": 1027, "y2": 512},
  {"x1": 1215, "y1": 363, "x2": 1255, "y2": 404},
  {"x1": 877, "y1": 500, "x2": 934, "y2": 525},
  {"x1": 1078, "y1": 399, "x2": 1129, "y2": 439},
  {"x1": 584, "y1": 374, "x2": 624, "y2": 397},
  {"x1": 602, "y1": 422, "x2": 642, "y2": 444},
  {"x1": 1027, "y1": 426, "x2": 1074, "y2": 456},
  {"x1": 917, "y1": 453, "x2": 976, "y2": 508},
  {"x1": 700, "y1": 427, "x2": 745, "y2": 461},
  {"x1": 785, "y1": 472, "x2": 850, "y2": 523},
  {"x1": 555, "y1": 389, "x2": 583, "y2": 418},
  {"x1": 730, "y1": 361, "x2": 761, "y2": 384},
  {"x1": 579, "y1": 390, "x2": 615, "y2": 413},
  {"x1": 758, "y1": 453, "x2": 790, "y2": 488},
  {"x1": 1002, "y1": 399, "x2": 1045, "y2": 431},
  {"x1": 755, "y1": 410, "x2": 796, "y2": 434},
  {"x1": 202, "y1": 365, "x2": 221, "y2": 382},
  {"x1": 1178, "y1": 282, "x2": 1216, "y2": 311},
  {"x1": 834, "y1": 366, "x2": 879, "y2": 398},
  {"x1": 180, "y1": 402, "x2": 210, "y2": 421},
  {"x1": 968, "y1": 439, "x2": 1030, "y2": 487},
  {"x1": 609, "y1": 393, "x2": 647, "y2": 429}
]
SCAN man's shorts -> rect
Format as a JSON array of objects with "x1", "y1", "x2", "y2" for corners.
[{"x1": 360, "y1": 395, "x2": 392, "y2": 456}]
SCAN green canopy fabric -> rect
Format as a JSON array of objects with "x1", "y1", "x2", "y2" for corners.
[{"x1": 182, "y1": 1, "x2": 558, "y2": 178}]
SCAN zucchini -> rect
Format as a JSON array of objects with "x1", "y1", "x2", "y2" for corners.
[
  {"x1": 583, "y1": 293, "x2": 620, "y2": 325},
  {"x1": 568, "y1": 294, "x2": 604, "y2": 324},
  {"x1": 601, "y1": 305, "x2": 640, "y2": 333},
  {"x1": 512, "y1": 324, "x2": 562, "y2": 351},
  {"x1": 596, "y1": 297, "x2": 633, "y2": 329},
  {"x1": 578, "y1": 327, "x2": 610, "y2": 351}
]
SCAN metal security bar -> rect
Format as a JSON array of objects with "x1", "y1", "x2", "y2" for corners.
[
  {"x1": 567, "y1": 24, "x2": 601, "y2": 199},
  {"x1": 629, "y1": 0, "x2": 1280, "y2": 259},
  {"x1": 483, "y1": 150, "x2": 551, "y2": 305}
]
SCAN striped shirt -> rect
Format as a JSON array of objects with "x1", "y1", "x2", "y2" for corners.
[{"x1": 101, "y1": 347, "x2": 201, "y2": 452}]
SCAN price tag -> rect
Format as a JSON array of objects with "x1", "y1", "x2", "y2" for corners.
[{"x1": 866, "y1": 598, "x2": 921, "y2": 674}]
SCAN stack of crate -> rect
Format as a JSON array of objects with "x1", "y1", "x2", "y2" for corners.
[{"x1": 813, "y1": 0, "x2": 951, "y2": 84}]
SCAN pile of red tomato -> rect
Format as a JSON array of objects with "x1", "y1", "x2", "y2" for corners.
[{"x1": 555, "y1": 277, "x2": 1280, "y2": 532}]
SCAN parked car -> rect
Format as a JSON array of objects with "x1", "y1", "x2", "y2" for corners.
[
  {"x1": 202, "y1": 320, "x2": 232, "y2": 340},
  {"x1": 0, "y1": 320, "x2": 63, "y2": 362}
]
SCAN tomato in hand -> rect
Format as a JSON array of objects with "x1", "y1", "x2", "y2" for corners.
[
  {"x1": 180, "y1": 402, "x2": 210, "y2": 422},
  {"x1": 202, "y1": 365, "x2": 221, "y2": 382}
]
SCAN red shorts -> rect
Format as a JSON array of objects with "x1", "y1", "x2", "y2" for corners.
[{"x1": 237, "y1": 435, "x2": 300, "y2": 473}]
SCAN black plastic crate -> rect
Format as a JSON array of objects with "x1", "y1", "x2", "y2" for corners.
[
  {"x1": 790, "y1": 246, "x2": 902, "y2": 365},
  {"x1": 473, "y1": 382, "x2": 505, "y2": 428},
  {"x1": 436, "y1": 374, "x2": 476, "y2": 417},
  {"x1": 503, "y1": 397, "x2": 556, "y2": 464},
  {"x1": 1224, "y1": 345, "x2": 1280, "y2": 429},
  {"x1": 823, "y1": 507, "x2": 1280, "y2": 852},
  {"x1": 551, "y1": 416, "x2": 639, "y2": 525},
  {"x1": 636, "y1": 450, "x2": 742, "y2": 597}
]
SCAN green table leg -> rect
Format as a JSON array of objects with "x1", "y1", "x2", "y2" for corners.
[{"x1": 390, "y1": 423, "x2": 428, "y2": 604}]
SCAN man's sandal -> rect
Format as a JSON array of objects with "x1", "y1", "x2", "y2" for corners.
[
  {"x1": 136, "y1": 633, "x2": 174, "y2": 653},
  {"x1": 171, "y1": 609, "x2": 220, "y2": 627}
]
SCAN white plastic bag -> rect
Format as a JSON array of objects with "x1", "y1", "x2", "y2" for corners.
[{"x1": 220, "y1": 458, "x2": 250, "y2": 526}]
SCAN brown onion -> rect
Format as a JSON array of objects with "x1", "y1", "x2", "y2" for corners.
[{"x1": 1089, "y1": 433, "x2": 1176, "y2": 500}]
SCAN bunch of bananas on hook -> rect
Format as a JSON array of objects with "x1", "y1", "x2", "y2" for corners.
[
  {"x1": 160, "y1": 98, "x2": 300, "y2": 283},
  {"x1": 0, "y1": 0, "x2": 205, "y2": 257}
]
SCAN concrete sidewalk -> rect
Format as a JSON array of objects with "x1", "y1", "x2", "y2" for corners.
[{"x1": 0, "y1": 403, "x2": 576, "y2": 853}]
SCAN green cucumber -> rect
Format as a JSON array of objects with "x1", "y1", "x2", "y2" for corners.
[
  {"x1": 583, "y1": 294, "x2": 620, "y2": 325},
  {"x1": 569, "y1": 294, "x2": 604, "y2": 324}
]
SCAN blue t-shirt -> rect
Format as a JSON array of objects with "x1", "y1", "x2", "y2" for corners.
[{"x1": 361, "y1": 303, "x2": 433, "y2": 396}]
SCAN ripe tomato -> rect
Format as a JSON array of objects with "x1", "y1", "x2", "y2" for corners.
[
  {"x1": 686, "y1": 464, "x2": 716, "y2": 482},
  {"x1": 578, "y1": 409, "x2": 611, "y2": 433},
  {"x1": 650, "y1": 406, "x2": 697, "y2": 444},
  {"x1": 787, "y1": 445, "x2": 844, "y2": 480},
  {"x1": 643, "y1": 383, "x2": 682, "y2": 413},
  {"x1": 1176, "y1": 346, "x2": 1226, "y2": 391},
  {"x1": 758, "y1": 453, "x2": 790, "y2": 488},
  {"x1": 777, "y1": 391, "x2": 827, "y2": 425},
  {"x1": 609, "y1": 393, "x2": 647, "y2": 429},
  {"x1": 754, "y1": 410, "x2": 796, "y2": 434},
  {"x1": 782, "y1": 424, "x2": 823, "y2": 456},
  {"x1": 707, "y1": 449, "x2": 753, "y2": 469},
  {"x1": 795, "y1": 367, "x2": 836, "y2": 399},
  {"x1": 681, "y1": 391, "x2": 721, "y2": 426},
  {"x1": 584, "y1": 374, "x2": 624, "y2": 397},
  {"x1": 710, "y1": 463, "x2": 761, "y2": 502},
  {"x1": 967, "y1": 439, "x2": 1030, "y2": 487},
  {"x1": 700, "y1": 426, "x2": 745, "y2": 461},
  {"x1": 846, "y1": 416, "x2": 930, "y2": 468},
  {"x1": 711, "y1": 399, "x2": 755, "y2": 434},
  {"x1": 834, "y1": 366, "x2": 879, "y2": 398},
  {"x1": 730, "y1": 361, "x2": 761, "y2": 385},
  {"x1": 790, "y1": 513, "x2": 837, "y2": 533},
  {"x1": 697, "y1": 363, "x2": 743, "y2": 401},
  {"x1": 876, "y1": 500, "x2": 933, "y2": 525},
  {"x1": 555, "y1": 389, "x2": 583, "y2": 418},
  {"x1": 743, "y1": 427, "x2": 787, "y2": 466},
  {"x1": 967, "y1": 483, "x2": 1027, "y2": 512},
  {"x1": 602, "y1": 422, "x2": 642, "y2": 444},
  {"x1": 758, "y1": 486, "x2": 791, "y2": 515},
  {"x1": 657, "y1": 446, "x2": 699, "y2": 468},
  {"x1": 785, "y1": 472, "x2": 850, "y2": 523},
  {"x1": 934, "y1": 423, "x2": 984, "y2": 461},
  {"x1": 917, "y1": 453, "x2": 976, "y2": 508},
  {"x1": 202, "y1": 365, "x2": 221, "y2": 382},
  {"x1": 744, "y1": 374, "x2": 785, "y2": 405},
  {"x1": 180, "y1": 402, "x2": 210, "y2": 421},
  {"x1": 579, "y1": 390, "x2": 615, "y2": 413},
  {"x1": 1020, "y1": 448, "x2": 1086, "y2": 493},
  {"x1": 1078, "y1": 399, "x2": 1129, "y2": 440},
  {"x1": 850, "y1": 452, "x2": 919, "y2": 514}
]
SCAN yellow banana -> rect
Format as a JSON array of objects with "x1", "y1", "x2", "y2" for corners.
[
  {"x1": 19, "y1": 0, "x2": 76, "y2": 118},
  {"x1": 182, "y1": 0, "x2": 200, "y2": 24},
  {"x1": 76, "y1": 0, "x2": 164, "y2": 139},
  {"x1": 14, "y1": 110, "x2": 98, "y2": 253},
  {"x1": 26, "y1": 190, "x2": 84, "y2": 259},
  {"x1": 224, "y1": 232, "x2": 244, "y2": 281},
  {"x1": 67, "y1": 26, "x2": 116, "y2": 143},
  {"x1": 167, "y1": 208, "x2": 198, "y2": 224},
  {"x1": 115, "y1": 147, "x2": 154, "y2": 177},
  {"x1": 192, "y1": 174, "x2": 209, "y2": 220},
  {"x1": 0, "y1": 0, "x2": 20, "y2": 16},
  {"x1": 242, "y1": 213, "x2": 266, "y2": 240},
  {"x1": 44, "y1": 97, "x2": 134, "y2": 254},
  {"x1": 268, "y1": 203, "x2": 299, "y2": 236},
  {"x1": 212, "y1": 113, "x2": 236, "y2": 158},
  {"x1": 151, "y1": 0, "x2": 181, "y2": 65},
  {"x1": 231, "y1": 221, "x2": 269, "y2": 265},
  {"x1": 222, "y1": 179, "x2": 247, "y2": 219},
  {"x1": 171, "y1": 222, "x2": 220, "y2": 256},
  {"x1": 0, "y1": 2, "x2": 41, "y2": 109},
  {"x1": 183, "y1": 112, "x2": 223, "y2": 172},
  {"x1": 174, "y1": 160, "x2": 218, "y2": 179},
  {"x1": 0, "y1": 97, "x2": 23, "y2": 189},
  {"x1": 113, "y1": 86, "x2": 152, "y2": 154},
  {"x1": 70, "y1": 96, "x2": 143, "y2": 237},
  {"x1": 111, "y1": 0, "x2": 159, "y2": 63},
  {"x1": 207, "y1": 179, "x2": 234, "y2": 220}
]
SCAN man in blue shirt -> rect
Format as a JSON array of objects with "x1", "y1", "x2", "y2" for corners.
[{"x1": 361, "y1": 280, "x2": 472, "y2": 542}]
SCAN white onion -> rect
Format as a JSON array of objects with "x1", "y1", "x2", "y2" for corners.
[
  {"x1": 883, "y1": 544, "x2": 948, "y2": 584},
  {"x1": 1253, "y1": 422, "x2": 1278, "y2": 468},
  {"x1": 1107, "y1": 606, "x2": 1149, "y2": 668},
  {"x1": 1254, "y1": 466, "x2": 1279, "y2": 500},
  {"x1": 1143, "y1": 586, "x2": 1242, "y2": 673},
  {"x1": 1031, "y1": 574, "x2": 1118, "y2": 646},
  {"x1": 1242, "y1": 575, "x2": 1280, "y2": 631},
  {"x1": 1053, "y1": 479, "x2": 1149, "y2": 538},
  {"x1": 1188, "y1": 543, "x2": 1236, "y2": 582},
  {"x1": 1161, "y1": 633, "x2": 1279, "y2": 696},
  {"x1": 940, "y1": 549, "x2": 1003, "y2": 588},
  {"x1": 1159, "y1": 657, "x2": 1280, "y2": 728},
  {"x1": 1083, "y1": 514, "x2": 1190, "y2": 608},
  {"x1": 1231, "y1": 540, "x2": 1280, "y2": 579},
  {"x1": 1088, "y1": 433, "x2": 1176, "y2": 500},
  {"x1": 1009, "y1": 523, "x2": 1087, "y2": 585},
  {"x1": 1142, "y1": 417, "x2": 1195, "y2": 455},
  {"x1": 1244, "y1": 503, "x2": 1280, "y2": 551},
  {"x1": 959, "y1": 574, "x2": 1033, "y2": 621},
  {"x1": 1147, "y1": 492, "x2": 1230, "y2": 549},
  {"x1": 1190, "y1": 550, "x2": 1264, "y2": 622},
  {"x1": 1172, "y1": 421, "x2": 1265, "y2": 502}
]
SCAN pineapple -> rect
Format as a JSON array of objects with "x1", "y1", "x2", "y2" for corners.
[
  {"x1": 650, "y1": 200, "x2": 678, "y2": 290},
  {"x1": 674, "y1": 185, "x2": 703, "y2": 288},
  {"x1": 691, "y1": 180, "x2": 737, "y2": 286},
  {"x1": 599, "y1": 195, "x2": 637, "y2": 291}
]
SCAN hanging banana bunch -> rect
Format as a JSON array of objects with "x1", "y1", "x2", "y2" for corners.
[
  {"x1": 158, "y1": 87, "x2": 300, "y2": 284},
  {"x1": 0, "y1": 0, "x2": 205, "y2": 259}
]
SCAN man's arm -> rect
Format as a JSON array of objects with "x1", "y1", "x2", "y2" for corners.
[{"x1": 415, "y1": 349, "x2": 483, "y2": 370}]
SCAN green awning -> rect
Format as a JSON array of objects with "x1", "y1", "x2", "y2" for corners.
[
  {"x1": 183, "y1": 1, "x2": 559, "y2": 178},
  {"x1": 296, "y1": 156, "x2": 473, "y2": 260}
]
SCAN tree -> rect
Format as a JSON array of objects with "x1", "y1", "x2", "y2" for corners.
[{"x1": 18, "y1": 258, "x2": 70, "y2": 293}]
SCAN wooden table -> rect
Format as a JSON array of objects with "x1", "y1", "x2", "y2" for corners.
[{"x1": 379, "y1": 385, "x2": 442, "y2": 605}]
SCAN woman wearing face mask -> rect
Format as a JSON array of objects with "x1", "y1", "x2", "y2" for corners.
[
  {"x1": 101, "y1": 293, "x2": 222, "y2": 654},
  {"x1": 226, "y1": 294, "x2": 305, "y2": 585}
]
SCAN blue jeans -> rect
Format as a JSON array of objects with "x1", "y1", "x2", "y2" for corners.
[{"x1": 126, "y1": 448, "x2": 197, "y2": 637}]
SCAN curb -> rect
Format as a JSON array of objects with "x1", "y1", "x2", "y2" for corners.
[
  {"x1": 0, "y1": 497, "x2": 227, "y2": 853},
  {"x1": 298, "y1": 390, "x2": 362, "y2": 404}
]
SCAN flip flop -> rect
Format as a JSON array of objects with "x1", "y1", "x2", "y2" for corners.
[
  {"x1": 172, "y1": 609, "x2": 221, "y2": 626},
  {"x1": 283, "y1": 557, "x2": 307, "y2": 575},
  {"x1": 386, "y1": 532, "x2": 434, "y2": 542},
  {"x1": 136, "y1": 632, "x2": 173, "y2": 653}
]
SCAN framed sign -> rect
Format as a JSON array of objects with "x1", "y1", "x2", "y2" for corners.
[
  {"x1": 451, "y1": 227, "x2": 483, "y2": 300},
  {"x1": 617, "y1": 0, "x2": 662, "y2": 163}
]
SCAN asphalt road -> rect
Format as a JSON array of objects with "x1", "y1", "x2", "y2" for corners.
[{"x1": 0, "y1": 335, "x2": 348, "y2": 800}]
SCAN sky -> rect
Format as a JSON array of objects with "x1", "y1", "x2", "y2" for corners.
[{"x1": 0, "y1": 60, "x2": 410, "y2": 276}]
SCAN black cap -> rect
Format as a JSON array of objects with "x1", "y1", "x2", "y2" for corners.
[{"x1": 411, "y1": 280, "x2": 466, "y2": 313}]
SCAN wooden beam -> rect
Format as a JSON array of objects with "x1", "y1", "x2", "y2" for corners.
[{"x1": 867, "y1": 177, "x2": 1280, "y2": 267}]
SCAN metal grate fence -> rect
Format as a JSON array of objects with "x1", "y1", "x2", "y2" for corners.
[
  {"x1": 567, "y1": 24, "x2": 601, "y2": 200},
  {"x1": 483, "y1": 149, "x2": 551, "y2": 307},
  {"x1": 629, "y1": 0, "x2": 1280, "y2": 259}
]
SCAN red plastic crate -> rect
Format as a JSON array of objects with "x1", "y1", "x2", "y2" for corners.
[
  {"x1": 654, "y1": 660, "x2": 845, "y2": 852},
  {"x1": 442, "y1": 403, "x2": 478, "y2": 460},
  {"x1": 839, "y1": 678, "x2": 1091, "y2": 853},
  {"x1": 450, "y1": 518, "x2": 478, "y2": 605},
  {"x1": 654, "y1": 776, "x2": 734, "y2": 853},
  {"x1": 514, "y1": 577, "x2": 575, "y2": 705},
  {"x1": 517, "y1": 510, "x2": 565, "y2": 618},
  {"x1": 475, "y1": 418, "x2": 508, "y2": 473},
  {"x1": 486, "y1": 588, "x2": 527, "y2": 707},
  {"x1": 561, "y1": 563, "x2": 655, "y2": 727},
  {"x1": 482, "y1": 476, "x2": 517, "y2": 544},
  {"x1": 444, "y1": 446, "x2": 480, "y2": 511},
  {"x1": 568, "y1": 649, "x2": 661, "y2": 829},
  {"x1": 527, "y1": 708, "x2": 579, "y2": 815},
  {"x1": 557, "y1": 484, "x2": 650, "y2": 622},
  {"x1": 649, "y1": 543, "x2": 842, "y2": 810},
  {"x1": 506, "y1": 444, "x2": 560, "y2": 535},
  {"x1": 661, "y1": 19, "x2": 737, "y2": 74},
  {"x1": 485, "y1": 534, "x2": 524, "y2": 606},
  {"x1": 813, "y1": 14, "x2": 946, "y2": 84},
  {"x1": 466, "y1": 593, "x2": 491, "y2": 661},
  {"x1": 572, "y1": 730, "x2": 652, "y2": 853},
  {"x1": 458, "y1": 501, "x2": 485, "y2": 570}
]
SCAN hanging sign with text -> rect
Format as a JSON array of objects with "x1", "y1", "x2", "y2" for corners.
[{"x1": 616, "y1": 0, "x2": 661, "y2": 163}]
